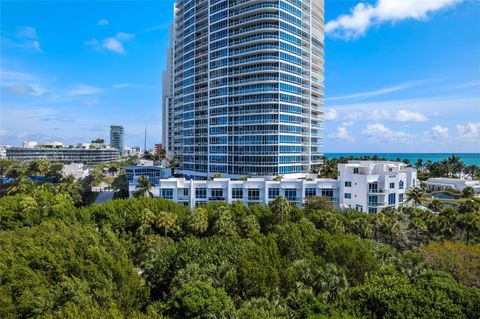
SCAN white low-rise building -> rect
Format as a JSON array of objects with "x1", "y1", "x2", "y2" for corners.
[
  {"x1": 61, "y1": 163, "x2": 91, "y2": 180},
  {"x1": 129, "y1": 175, "x2": 339, "y2": 209},
  {"x1": 338, "y1": 161, "x2": 417, "y2": 213},
  {"x1": 425, "y1": 178, "x2": 480, "y2": 193},
  {"x1": 128, "y1": 161, "x2": 418, "y2": 211}
]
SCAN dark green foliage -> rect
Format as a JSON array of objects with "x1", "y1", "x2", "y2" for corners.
[
  {"x1": 0, "y1": 221, "x2": 147, "y2": 318},
  {"x1": 0, "y1": 177, "x2": 479, "y2": 318}
]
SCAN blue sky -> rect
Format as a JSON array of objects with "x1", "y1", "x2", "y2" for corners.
[{"x1": 1, "y1": 0, "x2": 479, "y2": 152}]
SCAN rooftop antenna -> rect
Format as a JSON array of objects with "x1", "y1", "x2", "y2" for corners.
[{"x1": 144, "y1": 125, "x2": 147, "y2": 152}]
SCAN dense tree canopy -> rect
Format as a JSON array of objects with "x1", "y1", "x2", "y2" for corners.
[{"x1": 0, "y1": 168, "x2": 479, "y2": 318}]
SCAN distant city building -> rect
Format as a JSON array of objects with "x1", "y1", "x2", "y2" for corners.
[
  {"x1": 425, "y1": 177, "x2": 480, "y2": 193},
  {"x1": 0, "y1": 146, "x2": 7, "y2": 158},
  {"x1": 61, "y1": 163, "x2": 91, "y2": 180},
  {"x1": 162, "y1": 25, "x2": 174, "y2": 155},
  {"x1": 128, "y1": 161, "x2": 417, "y2": 211},
  {"x1": 126, "y1": 165, "x2": 172, "y2": 186},
  {"x1": 6, "y1": 146, "x2": 120, "y2": 164},
  {"x1": 110, "y1": 125, "x2": 125, "y2": 154},
  {"x1": 338, "y1": 161, "x2": 418, "y2": 214},
  {"x1": 167, "y1": 0, "x2": 325, "y2": 179},
  {"x1": 124, "y1": 146, "x2": 141, "y2": 157},
  {"x1": 154, "y1": 143, "x2": 163, "y2": 156},
  {"x1": 22, "y1": 141, "x2": 38, "y2": 148}
]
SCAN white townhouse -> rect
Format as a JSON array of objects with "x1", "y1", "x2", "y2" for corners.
[
  {"x1": 127, "y1": 161, "x2": 418, "y2": 212},
  {"x1": 338, "y1": 161, "x2": 417, "y2": 213},
  {"x1": 129, "y1": 175, "x2": 339, "y2": 209}
]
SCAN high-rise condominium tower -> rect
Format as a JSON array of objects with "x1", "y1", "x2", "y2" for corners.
[
  {"x1": 169, "y1": 0, "x2": 324, "y2": 178},
  {"x1": 162, "y1": 25, "x2": 175, "y2": 155},
  {"x1": 110, "y1": 125, "x2": 125, "y2": 154}
]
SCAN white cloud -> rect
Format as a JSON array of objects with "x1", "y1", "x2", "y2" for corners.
[
  {"x1": 432, "y1": 125, "x2": 449, "y2": 139},
  {"x1": 326, "y1": 0, "x2": 462, "y2": 39},
  {"x1": 329, "y1": 126, "x2": 354, "y2": 142},
  {"x1": 362, "y1": 122, "x2": 412, "y2": 143},
  {"x1": 326, "y1": 82, "x2": 413, "y2": 101},
  {"x1": 323, "y1": 108, "x2": 337, "y2": 120},
  {"x1": 456, "y1": 122, "x2": 480, "y2": 141},
  {"x1": 85, "y1": 32, "x2": 134, "y2": 54},
  {"x1": 85, "y1": 98, "x2": 99, "y2": 106},
  {"x1": 2, "y1": 84, "x2": 47, "y2": 96},
  {"x1": 0, "y1": 69, "x2": 34, "y2": 81},
  {"x1": 68, "y1": 85, "x2": 104, "y2": 96},
  {"x1": 103, "y1": 37, "x2": 125, "y2": 54},
  {"x1": 394, "y1": 110, "x2": 428, "y2": 122},
  {"x1": 97, "y1": 19, "x2": 110, "y2": 26},
  {"x1": 115, "y1": 32, "x2": 134, "y2": 41},
  {"x1": 0, "y1": 128, "x2": 11, "y2": 137},
  {"x1": 17, "y1": 26, "x2": 38, "y2": 39},
  {"x1": 342, "y1": 121, "x2": 354, "y2": 127},
  {"x1": 2, "y1": 25, "x2": 44, "y2": 52}
]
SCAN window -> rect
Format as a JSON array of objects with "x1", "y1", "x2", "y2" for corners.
[
  {"x1": 268, "y1": 187, "x2": 280, "y2": 199},
  {"x1": 388, "y1": 193, "x2": 396, "y2": 205},
  {"x1": 345, "y1": 181, "x2": 352, "y2": 187},
  {"x1": 356, "y1": 205, "x2": 363, "y2": 212},
  {"x1": 368, "y1": 195, "x2": 378, "y2": 206},
  {"x1": 248, "y1": 189, "x2": 260, "y2": 201},
  {"x1": 183, "y1": 188, "x2": 189, "y2": 196},
  {"x1": 368, "y1": 207, "x2": 377, "y2": 214},
  {"x1": 353, "y1": 168, "x2": 359, "y2": 174},
  {"x1": 344, "y1": 193, "x2": 351, "y2": 199},
  {"x1": 161, "y1": 189, "x2": 173, "y2": 199},
  {"x1": 399, "y1": 193, "x2": 404, "y2": 202},
  {"x1": 195, "y1": 188, "x2": 206, "y2": 199},
  {"x1": 368, "y1": 182, "x2": 379, "y2": 193},
  {"x1": 285, "y1": 188, "x2": 297, "y2": 201},
  {"x1": 232, "y1": 188, "x2": 243, "y2": 199},
  {"x1": 399, "y1": 180, "x2": 404, "y2": 190},
  {"x1": 390, "y1": 182, "x2": 395, "y2": 189},
  {"x1": 321, "y1": 188, "x2": 333, "y2": 198},
  {"x1": 305, "y1": 188, "x2": 316, "y2": 197},
  {"x1": 211, "y1": 188, "x2": 224, "y2": 199}
]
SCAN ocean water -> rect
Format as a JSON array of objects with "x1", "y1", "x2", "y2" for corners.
[{"x1": 324, "y1": 153, "x2": 480, "y2": 166}]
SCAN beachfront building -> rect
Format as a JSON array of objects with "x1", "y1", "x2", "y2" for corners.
[
  {"x1": 110, "y1": 125, "x2": 125, "y2": 155},
  {"x1": 6, "y1": 146, "x2": 120, "y2": 164},
  {"x1": 162, "y1": 25, "x2": 175, "y2": 156},
  {"x1": 425, "y1": 177, "x2": 480, "y2": 193},
  {"x1": 129, "y1": 175, "x2": 338, "y2": 209},
  {"x1": 338, "y1": 161, "x2": 418, "y2": 213},
  {"x1": 128, "y1": 161, "x2": 418, "y2": 211},
  {"x1": 167, "y1": 0, "x2": 325, "y2": 179}
]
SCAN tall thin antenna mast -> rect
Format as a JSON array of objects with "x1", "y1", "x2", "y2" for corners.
[{"x1": 144, "y1": 125, "x2": 147, "y2": 152}]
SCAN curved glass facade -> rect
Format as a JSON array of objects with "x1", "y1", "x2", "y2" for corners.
[{"x1": 172, "y1": 0, "x2": 324, "y2": 178}]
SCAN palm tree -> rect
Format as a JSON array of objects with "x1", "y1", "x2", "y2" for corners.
[
  {"x1": 270, "y1": 196, "x2": 291, "y2": 224},
  {"x1": 6, "y1": 176, "x2": 35, "y2": 195},
  {"x1": 406, "y1": 187, "x2": 424, "y2": 207},
  {"x1": 462, "y1": 186, "x2": 475, "y2": 198},
  {"x1": 458, "y1": 212, "x2": 480, "y2": 244},
  {"x1": 58, "y1": 175, "x2": 84, "y2": 205},
  {"x1": 28, "y1": 159, "x2": 50, "y2": 176},
  {"x1": 447, "y1": 155, "x2": 464, "y2": 177},
  {"x1": 137, "y1": 208, "x2": 154, "y2": 236},
  {"x1": 168, "y1": 157, "x2": 180, "y2": 175},
  {"x1": 463, "y1": 165, "x2": 478, "y2": 179},
  {"x1": 415, "y1": 159, "x2": 424, "y2": 172},
  {"x1": 108, "y1": 166, "x2": 118, "y2": 176},
  {"x1": 213, "y1": 207, "x2": 237, "y2": 236},
  {"x1": 427, "y1": 199, "x2": 444, "y2": 212},
  {"x1": 188, "y1": 207, "x2": 209, "y2": 235},
  {"x1": 154, "y1": 211, "x2": 176, "y2": 237},
  {"x1": 133, "y1": 176, "x2": 153, "y2": 198}
]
